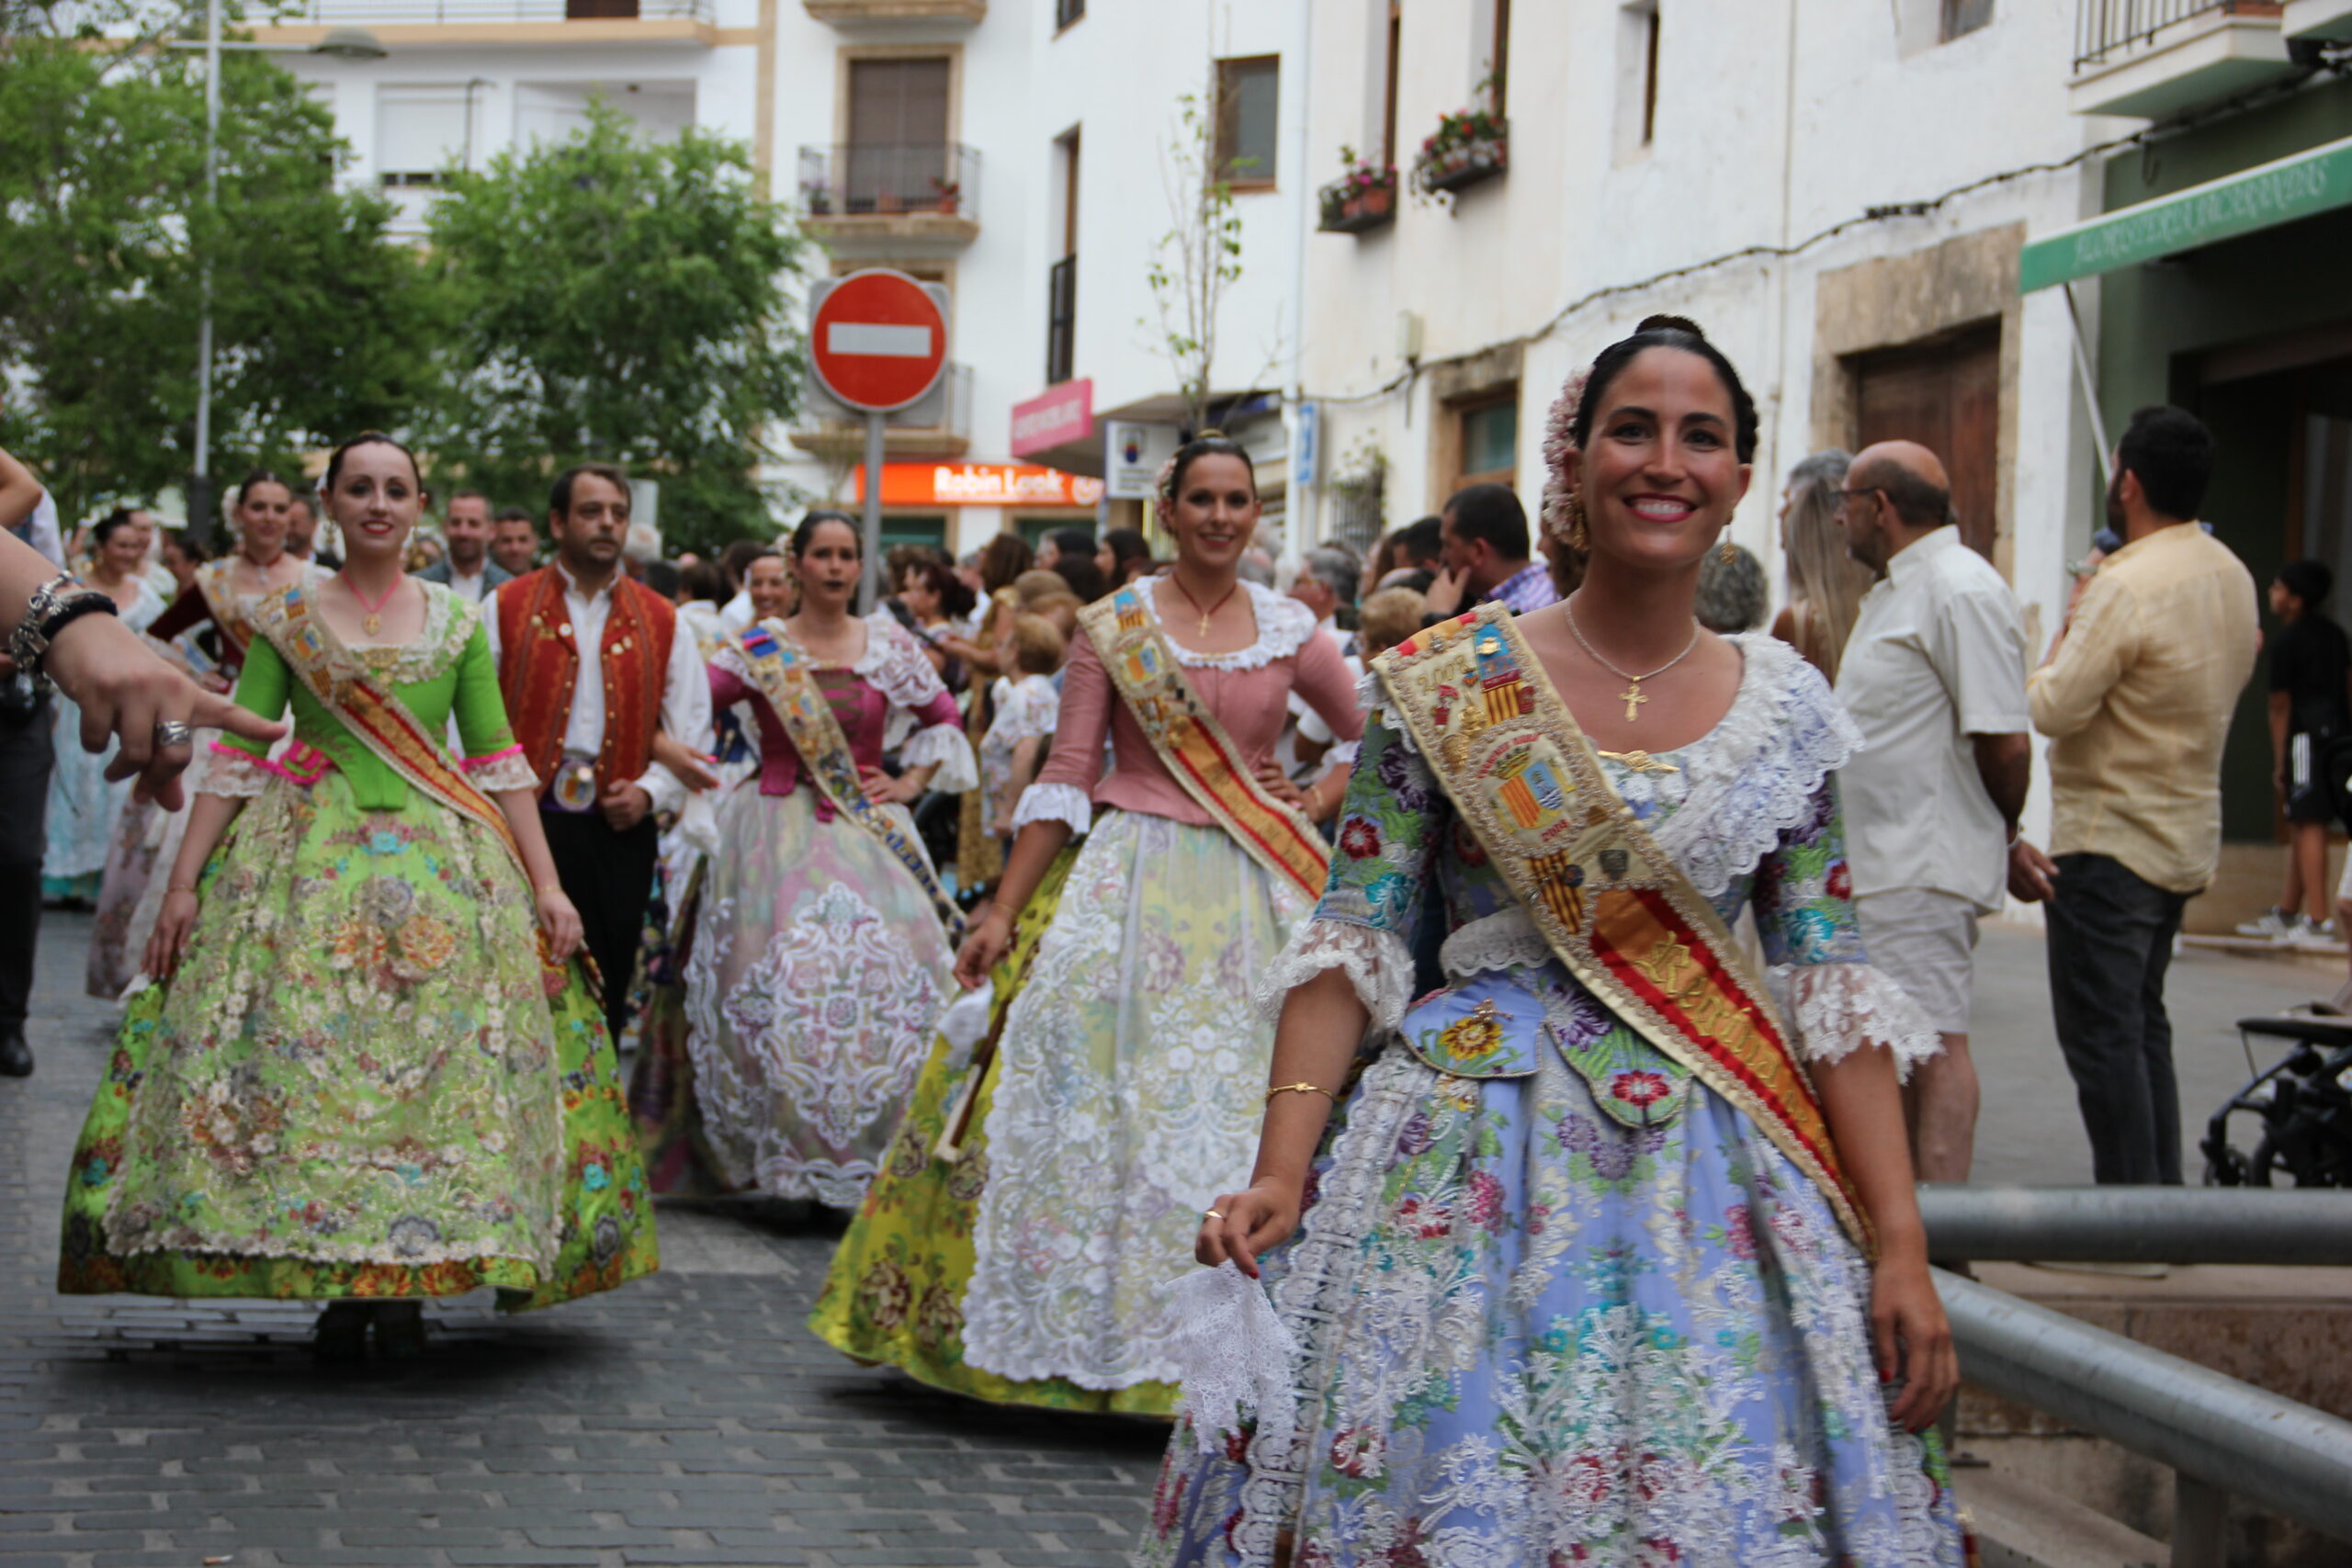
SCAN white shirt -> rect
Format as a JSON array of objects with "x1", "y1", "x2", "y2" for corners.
[
  {"x1": 447, "y1": 563, "x2": 492, "y2": 606},
  {"x1": 1835, "y1": 526, "x2": 2030, "y2": 912},
  {"x1": 20, "y1": 489, "x2": 64, "y2": 568},
  {"x1": 483, "y1": 563, "x2": 713, "y2": 818},
  {"x1": 719, "y1": 589, "x2": 753, "y2": 635}
]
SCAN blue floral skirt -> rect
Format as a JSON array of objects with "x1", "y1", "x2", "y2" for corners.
[{"x1": 1137, "y1": 969, "x2": 1967, "y2": 1568}]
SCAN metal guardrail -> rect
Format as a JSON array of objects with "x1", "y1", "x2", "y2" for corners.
[
  {"x1": 1938, "y1": 1269, "x2": 2352, "y2": 1560},
  {"x1": 279, "y1": 0, "x2": 713, "y2": 20},
  {"x1": 797, "y1": 142, "x2": 980, "y2": 224},
  {"x1": 1917, "y1": 1184, "x2": 2352, "y2": 1265},
  {"x1": 2074, "y1": 0, "x2": 2281, "y2": 72}
]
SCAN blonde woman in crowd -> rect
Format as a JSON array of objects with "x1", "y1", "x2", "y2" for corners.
[{"x1": 1772, "y1": 447, "x2": 1876, "y2": 682}]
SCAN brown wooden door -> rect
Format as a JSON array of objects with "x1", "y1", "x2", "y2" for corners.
[
  {"x1": 846, "y1": 58, "x2": 950, "y2": 211},
  {"x1": 1854, "y1": 323, "x2": 2000, "y2": 560}
]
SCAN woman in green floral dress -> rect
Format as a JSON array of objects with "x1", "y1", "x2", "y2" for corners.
[{"x1": 57, "y1": 434, "x2": 658, "y2": 1358}]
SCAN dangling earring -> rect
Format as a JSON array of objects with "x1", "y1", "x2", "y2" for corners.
[
  {"x1": 1719, "y1": 535, "x2": 1738, "y2": 565},
  {"x1": 1562, "y1": 490, "x2": 1590, "y2": 552}
]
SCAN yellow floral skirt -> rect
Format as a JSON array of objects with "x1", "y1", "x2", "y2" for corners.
[{"x1": 56, "y1": 769, "x2": 658, "y2": 1310}]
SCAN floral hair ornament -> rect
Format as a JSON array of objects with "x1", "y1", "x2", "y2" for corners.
[{"x1": 1539, "y1": 367, "x2": 1591, "y2": 551}]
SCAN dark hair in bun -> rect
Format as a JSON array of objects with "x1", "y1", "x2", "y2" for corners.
[{"x1": 1570, "y1": 315, "x2": 1759, "y2": 464}]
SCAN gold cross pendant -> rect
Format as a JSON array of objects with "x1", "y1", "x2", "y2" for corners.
[
  {"x1": 1198, "y1": 615, "x2": 1214, "y2": 636},
  {"x1": 1619, "y1": 681, "x2": 1646, "y2": 722}
]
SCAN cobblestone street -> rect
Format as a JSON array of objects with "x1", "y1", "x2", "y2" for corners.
[{"x1": 0, "y1": 914, "x2": 1165, "y2": 1568}]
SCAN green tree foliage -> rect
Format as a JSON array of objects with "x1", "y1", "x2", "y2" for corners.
[
  {"x1": 0, "y1": 9, "x2": 435, "y2": 526},
  {"x1": 419, "y1": 102, "x2": 808, "y2": 557}
]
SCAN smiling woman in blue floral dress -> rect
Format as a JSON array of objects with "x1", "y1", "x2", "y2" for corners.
[
  {"x1": 57, "y1": 433, "x2": 657, "y2": 1359},
  {"x1": 1144, "y1": 321, "x2": 1967, "y2": 1568}
]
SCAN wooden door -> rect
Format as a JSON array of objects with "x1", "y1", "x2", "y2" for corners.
[{"x1": 1854, "y1": 323, "x2": 2001, "y2": 560}]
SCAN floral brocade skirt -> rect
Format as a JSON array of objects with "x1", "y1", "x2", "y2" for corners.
[
  {"x1": 56, "y1": 769, "x2": 658, "y2": 1311},
  {"x1": 1136, "y1": 975, "x2": 1968, "y2": 1568},
  {"x1": 664, "y1": 784, "x2": 958, "y2": 1210},
  {"x1": 956, "y1": 811, "x2": 1311, "y2": 1400},
  {"x1": 803, "y1": 846, "x2": 1170, "y2": 1412}
]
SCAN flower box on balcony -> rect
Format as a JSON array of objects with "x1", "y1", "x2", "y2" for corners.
[
  {"x1": 1318, "y1": 152, "x2": 1398, "y2": 234},
  {"x1": 1412, "y1": 108, "x2": 1509, "y2": 198}
]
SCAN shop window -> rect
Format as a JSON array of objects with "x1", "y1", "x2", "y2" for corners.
[
  {"x1": 1215, "y1": 55, "x2": 1280, "y2": 188},
  {"x1": 1940, "y1": 0, "x2": 1992, "y2": 41},
  {"x1": 1850, "y1": 322, "x2": 1999, "y2": 560},
  {"x1": 883, "y1": 515, "x2": 949, "y2": 554},
  {"x1": 1453, "y1": 389, "x2": 1520, "y2": 493}
]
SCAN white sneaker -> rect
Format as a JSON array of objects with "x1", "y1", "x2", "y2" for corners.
[
  {"x1": 2290, "y1": 917, "x2": 2341, "y2": 951},
  {"x1": 2237, "y1": 908, "x2": 2295, "y2": 942}
]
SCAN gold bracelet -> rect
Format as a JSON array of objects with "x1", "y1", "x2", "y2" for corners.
[
  {"x1": 166, "y1": 884, "x2": 198, "y2": 896},
  {"x1": 1265, "y1": 1081, "x2": 1337, "y2": 1106},
  {"x1": 534, "y1": 882, "x2": 566, "y2": 897}
]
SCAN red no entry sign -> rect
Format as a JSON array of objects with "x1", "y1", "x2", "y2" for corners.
[{"x1": 810, "y1": 269, "x2": 948, "y2": 412}]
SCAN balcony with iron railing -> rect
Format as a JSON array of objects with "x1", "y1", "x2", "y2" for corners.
[
  {"x1": 803, "y1": 0, "x2": 984, "y2": 22},
  {"x1": 2070, "y1": 1, "x2": 2299, "y2": 118},
  {"x1": 797, "y1": 142, "x2": 980, "y2": 244},
  {"x1": 1045, "y1": 255, "x2": 1077, "y2": 387},
  {"x1": 271, "y1": 0, "x2": 712, "y2": 22}
]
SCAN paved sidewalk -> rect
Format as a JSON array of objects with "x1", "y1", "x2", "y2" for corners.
[{"x1": 1, "y1": 913, "x2": 1166, "y2": 1568}]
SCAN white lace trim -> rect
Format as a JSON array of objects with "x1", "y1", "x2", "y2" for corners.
[
  {"x1": 1011, "y1": 780, "x2": 1093, "y2": 836},
  {"x1": 196, "y1": 743, "x2": 271, "y2": 797},
  {"x1": 900, "y1": 721, "x2": 978, "y2": 794},
  {"x1": 1251, "y1": 919, "x2": 1416, "y2": 1030},
  {"x1": 1769, "y1": 961, "x2": 1942, "y2": 1081},
  {"x1": 1168, "y1": 1262, "x2": 1302, "y2": 1459},
  {"x1": 1133, "y1": 579, "x2": 1317, "y2": 671},
  {"x1": 464, "y1": 750, "x2": 541, "y2": 794},
  {"x1": 1438, "y1": 907, "x2": 1554, "y2": 980},
  {"x1": 1357, "y1": 665, "x2": 1409, "y2": 746}
]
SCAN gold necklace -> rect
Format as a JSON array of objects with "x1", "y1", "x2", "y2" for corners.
[
  {"x1": 1562, "y1": 597, "x2": 1702, "y2": 723},
  {"x1": 1168, "y1": 575, "x2": 1240, "y2": 637}
]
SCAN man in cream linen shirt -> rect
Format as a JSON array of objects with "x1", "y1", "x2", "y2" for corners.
[
  {"x1": 2013, "y1": 407, "x2": 2257, "y2": 1185},
  {"x1": 1835, "y1": 441, "x2": 2030, "y2": 1186}
]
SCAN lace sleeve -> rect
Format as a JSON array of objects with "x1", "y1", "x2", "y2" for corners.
[
  {"x1": 1769, "y1": 963, "x2": 1942, "y2": 1081},
  {"x1": 1012, "y1": 781, "x2": 1093, "y2": 836},
  {"x1": 462, "y1": 744, "x2": 539, "y2": 794},
  {"x1": 902, "y1": 722, "x2": 978, "y2": 794},
  {"x1": 1250, "y1": 919, "x2": 1416, "y2": 1028},
  {"x1": 197, "y1": 739, "x2": 273, "y2": 798}
]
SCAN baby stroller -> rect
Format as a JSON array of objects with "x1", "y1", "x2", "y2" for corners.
[{"x1": 2201, "y1": 976, "x2": 2352, "y2": 1188}]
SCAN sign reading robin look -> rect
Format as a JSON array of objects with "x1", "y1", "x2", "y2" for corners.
[{"x1": 809, "y1": 269, "x2": 949, "y2": 412}]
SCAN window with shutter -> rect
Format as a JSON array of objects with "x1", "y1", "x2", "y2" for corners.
[{"x1": 847, "y1": 58, "x2": 952, "y2": 214}]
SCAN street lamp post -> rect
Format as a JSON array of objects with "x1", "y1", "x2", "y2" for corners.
[{"x1": 175, "y1": 9, "x2": 387, "y2": 548}]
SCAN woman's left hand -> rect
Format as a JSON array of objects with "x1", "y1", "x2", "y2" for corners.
[
  {"x1": 536, "y1": 885, "x2": 584, "y2": 961},
  {"x1": 1871, "y1": 1252, "x2": 1959, "y2": 1432},
  {"x1": 859, "y1": 765, "x2": 918, "y2": 806},
  {"x1": 1251, "y1": 759, "x2": 1305, "y2": 808}
]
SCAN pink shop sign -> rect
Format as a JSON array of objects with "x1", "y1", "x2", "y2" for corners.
[{"x1": 1010, "y1": 378, "x2": 1093, "y2": 458}]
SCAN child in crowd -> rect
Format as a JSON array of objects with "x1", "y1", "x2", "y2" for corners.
[{"x1": 981, "y1": 613, "x2": 1067, "y2": 844}]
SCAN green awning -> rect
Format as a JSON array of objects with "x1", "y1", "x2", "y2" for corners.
[{"x1": 2019, "y1": 133, "x2": 2352, "y2": 293}]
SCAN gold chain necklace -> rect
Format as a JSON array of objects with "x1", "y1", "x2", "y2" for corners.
[{"x1": 1562, "y1": 597, "x2": 1702, "y2": 723}]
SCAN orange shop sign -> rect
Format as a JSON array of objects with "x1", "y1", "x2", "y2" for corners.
[{"x1": 851, "y1": 462, "x2": 1105, "y2": 509}]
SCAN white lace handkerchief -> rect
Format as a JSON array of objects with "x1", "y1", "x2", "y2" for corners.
[
  {"x1": 1166, "y1": 1262, "x2": 1299, "y2": 1456},
  {"x1": 938, "y1": 979, "x2": 994, "y2": 1072}
]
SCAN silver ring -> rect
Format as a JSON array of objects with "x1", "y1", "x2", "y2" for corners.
[{"x1": 153, "y1": 719, "x2": 194, "y2": 748}]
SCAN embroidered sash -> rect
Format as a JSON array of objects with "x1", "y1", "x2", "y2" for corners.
[
  {"x1": 1078, "y1": 584, "x2": 1331, "y2": 903},
  {"x1": 732, "y1": 620, "x2": 966, "y2": 942},
  {"x1": 1374, "y1": 604, "x2": 1874, "y2": 1253}
]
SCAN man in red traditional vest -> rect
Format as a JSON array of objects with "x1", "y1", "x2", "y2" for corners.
[{"x1": 489, "y1": 463, "x2": 710, "y2": 1043}]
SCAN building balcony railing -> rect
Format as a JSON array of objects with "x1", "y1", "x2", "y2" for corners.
[
  {"x1": 2069, "y1": 1, "x2": 2296, "y2": 118},
  {"x1": 797, "y1": 142, "x2": 980, "y2": 243},
  {"x1": 1045, "y1": 255, "x2": 1077, "y2": 387},
  {"x1": 803, "y1": 0, "x2": 984, "y2": 22},
  {"x1": 273, "y1": 0, "x2": 711, "y2": 20},
  {"x1": 792, "y1": 363, "x2": 975, "y2": 460}
]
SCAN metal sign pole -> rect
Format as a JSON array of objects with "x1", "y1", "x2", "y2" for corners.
[{"x1": 861, "y1": 408, "x2": 887, "y2": 612}]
